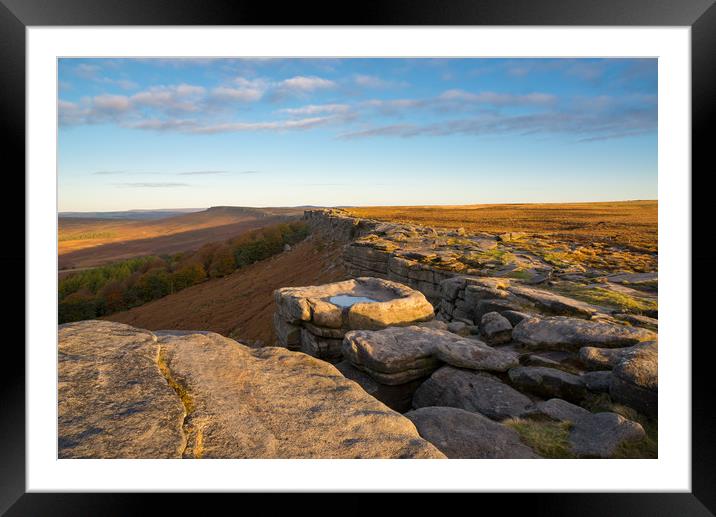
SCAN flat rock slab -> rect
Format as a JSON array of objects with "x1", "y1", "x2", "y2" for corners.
[
  {"x1": 59, "y1": 321, "x2": 445, "y2": 459},
  {"x1": 610, "y1": 341, "x2": 658, "y2": 417},
  {"x1": 508, "y1": 285, "x2": 597, "y2": 318},
  {"x1": 435, "y1": 337, "x2": 519, "y2": 372},
  {"x1": 405, "y1": 407, "x2": 540, "y2": 459},
  {"x1": 534, "y1": 399, "x2": 645, "y2": 458},
  {"x1": 578, "y1": 345, "x2": 639, "y2": 370},
  {"x1": 413, "y1": 366, "x2": 534, "y2": 421},
  {"x1": 513, "y1": 316, "x2": 656, "y2": 351},
  {"x1": 342, "y1": 326, "x2": 443, "y2": 384},
  {"x1": 58, "y1": 321, "x2": 186, "y2": 458},
  {"x1": 508, "y1": 366, "x2": 587, "y2": 403}
]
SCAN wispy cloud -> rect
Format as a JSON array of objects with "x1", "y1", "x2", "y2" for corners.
[
  {"x1": 114, "y1": 182, "x2": 191, "y2": 188},
  {"x1": 339, "y1": 107, "x2": 656, "y2": 142}
]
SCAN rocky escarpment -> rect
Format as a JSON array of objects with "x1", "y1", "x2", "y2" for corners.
[
  {"x1": 305, "y1": 208, "x2": 658, "y2": 317},
  {"x1": 294, "y1": 209, "x2": 659, "y2": 457},
  {"x1": 58, "y1": 320, "x2": 444, "y2": 459}
]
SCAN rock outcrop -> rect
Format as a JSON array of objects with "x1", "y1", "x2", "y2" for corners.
[
  {"x1": 273, "y1": 277, "x2": 434, "y2": 361},
  {"x1": 58, "y1": 321, "x2": 445, "y2": 459}
]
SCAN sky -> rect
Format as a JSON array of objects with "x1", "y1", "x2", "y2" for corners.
[{"x1": 58, "y1": 58, "x2": 657, "y2": 212}]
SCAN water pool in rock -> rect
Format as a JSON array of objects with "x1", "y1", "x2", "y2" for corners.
[{"x1": 329, "y1": 295, "x2": 379, "y2": 308}]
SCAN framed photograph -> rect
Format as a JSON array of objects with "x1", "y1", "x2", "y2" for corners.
[{"x1": 4, "y1": 0, "x2": 713, "y2": 512}]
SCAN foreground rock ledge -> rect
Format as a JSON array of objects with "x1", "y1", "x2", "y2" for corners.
[{"x1": 58, "y1": 321, "x2": 445, "y2": 459}]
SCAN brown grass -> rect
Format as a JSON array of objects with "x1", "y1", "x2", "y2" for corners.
[
  {"x1": 104, "y1": 238, "x2": 348, "y2": 345},
  {"x1": 346, "y1": 200, "x2": 657, "y2": 252}
]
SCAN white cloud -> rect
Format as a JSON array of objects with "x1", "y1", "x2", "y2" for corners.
[
  {"x1": 210, "y1": 85, "x2": 264, "y2": 102},
  {"x1": 353, "y1": 74, "x2": 405, "y2": 89},
  {"x1": 279, "y1": 76, "x2": 336, "y2": 93},
  {"x1": 278, "y1": 104, "x2": 350, "y2": 116}
]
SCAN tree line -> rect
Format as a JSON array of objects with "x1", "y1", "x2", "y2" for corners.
[{"x1": 59, "y1": 221, "x2": 310, "y2": 324}]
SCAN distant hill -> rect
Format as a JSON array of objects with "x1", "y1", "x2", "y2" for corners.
[
  {"x1": 59, "y1": 208, "x2": 206, "y2": 220},
  {"x1": 59, "y1": 206, "x2": 307, "y2": 269}
]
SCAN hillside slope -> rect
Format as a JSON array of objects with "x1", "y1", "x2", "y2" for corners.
[{"x1": 104, "y1": 237, "x2": 348, "y2": 345}]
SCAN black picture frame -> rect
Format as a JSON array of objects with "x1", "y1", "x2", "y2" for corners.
[{"x1": 2, "y1": 0, "x2": 713, "y2": 513}]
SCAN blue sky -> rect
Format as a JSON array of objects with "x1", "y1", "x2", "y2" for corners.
[{"x1": 58, "y1": 58, "x2": 657, "y2": 211}]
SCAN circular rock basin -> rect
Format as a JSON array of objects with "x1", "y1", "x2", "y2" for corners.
[{"x1": 274, "y1": 277, "x2": 435, "y2": 361}]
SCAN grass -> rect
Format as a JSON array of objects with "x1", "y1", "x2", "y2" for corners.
[
  {"x1": 461, "y1": 248, "x2": 516, "y2": 267},
  {"x1": 504, "y1": 395, "x2": 658, "y2": 459},
  {"x1": 506, "y1": 269, "x2": 532, "y2": 280},
  {"x1": 555, "y1": 284, "x2": 657, "y2": 314},
  {"x1": 504, "y1": 418, "x2": 576, "y2": 458}
]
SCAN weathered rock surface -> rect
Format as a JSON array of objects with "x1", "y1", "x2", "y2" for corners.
[
  {"x1": 578, "y1": 345, "x2": 638, "y2": 370},
  {"x1": 610, "y1": 341, "x2": 658, "y2": 417},
  {"x1": 413, "y1": 366, "x2": 534, "y2": 421},
  {"x1": 533, "y1": 398, "x2": 646, "y2": 458},
  {"x1": 508, "y1": 366, "x2": 587, "y2": 403},
  {"x1": 512, "y1": 316, "x2": 656, "y2": 351},
  {"x1": 59, "y1": 321, "x2": 445, "y2": 459},
  {"x1": 435, "y1": 337, "x2": 519, "y2": 372},
  {"x1": 342, "y1": 326, "x2": 443, "y2": 384},
  {"x1": 405, "y1": 407, "x2": 540, "y2": 459},
  {"x1": 480, "y1": 311, "x2": 513, "y2": 345},
  {"x1": 58, "y1": 321, "x2": 186, "y2": 459},
  {"x1": 533, "y1": 397, "x2": 590, "y2": 422}
]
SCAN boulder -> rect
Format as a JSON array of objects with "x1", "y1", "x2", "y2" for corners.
[
  {"x1": 480, "y1": 311, "x2": 513, "y2": 345},
  {"x1": 435, "y1": 337, "x2": 519, "y2": 372},
  {"x1": 413, "y1": 366, "x2": 534, "y2": 421},
  {"x1": 342, "y1": 326, "x2": 443, "y2": 385},
  {"x1": 59, "y1": 321, "x2": 445, "y2": 459},
  {"x1": 405, "y1": 407, "x2": 540, "y2": 459},
  {"x1": 512, "y1": 316, "x2": 656, "y2": 351},
  {"x1": 508, "y1": 366, "x2": 587, "y2": 403},
  {"x1": 533, "y1": 398, "x2": 646, "y2": 458},
  {"x1": 610, "y1": 341, "x2": 658, "y2": 417},
  {"x1": 569, "y1": 412, "x2": 646, "y2": 458}
]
